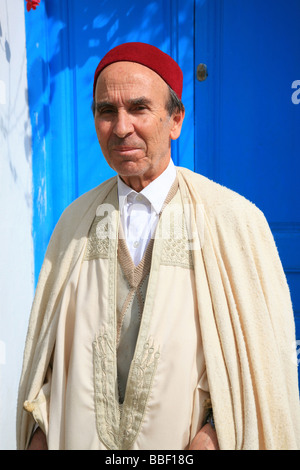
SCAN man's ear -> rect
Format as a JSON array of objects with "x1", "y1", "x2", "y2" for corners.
[{"x1": 170, "y1": 109, "x2": 185, "y2": 140}]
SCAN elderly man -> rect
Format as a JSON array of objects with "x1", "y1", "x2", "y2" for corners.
[{"x1": 17, "y1": 43, "x2": 300, "y2": 450}]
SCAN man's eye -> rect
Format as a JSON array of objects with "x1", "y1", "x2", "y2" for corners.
[
  {"x1": 98, "y1": 108, "x2": 115, "y2": 114},
  {"x1": 132, "y1": 105, "x2": 147, "y2": 112}
]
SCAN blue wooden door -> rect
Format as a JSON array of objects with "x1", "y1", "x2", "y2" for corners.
[{"x1": 195, "y1": 0, "x2": 300, "y2": 367}]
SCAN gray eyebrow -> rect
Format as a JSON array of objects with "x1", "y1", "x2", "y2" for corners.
[
  {"x1": 127, "y1": 97, "x2": 153, "y2": 106},
  {"x1": 95, "y1": 97, "x2": 153, "y2": 111},
  {"x1": 95, "y1": 101, "x2": 117, "y2": 112}
]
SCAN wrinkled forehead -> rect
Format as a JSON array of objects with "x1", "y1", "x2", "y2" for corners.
[{"x1": 94, "y1": 61, "x2": 169, "y2": 103}]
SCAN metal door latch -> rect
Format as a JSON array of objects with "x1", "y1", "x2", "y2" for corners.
[{"x1": 197, "y1": 63, "x2": 208, "y2": 81}]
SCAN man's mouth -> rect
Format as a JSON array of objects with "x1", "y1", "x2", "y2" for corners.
[
  {"x1": 111, "y1": 146, "x2": 142, "y2": 156},
  {"x1": 113, "y1": 146, "x2": 138, "y2": 151}
]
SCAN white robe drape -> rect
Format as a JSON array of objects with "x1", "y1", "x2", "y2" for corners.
[{"x1": 17, "y1": 168, "x2": 300, "y2": 449}]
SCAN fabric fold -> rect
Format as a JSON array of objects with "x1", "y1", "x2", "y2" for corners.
[{"x1": 178, "y1": 168, "x2": 300, "y2": 449}]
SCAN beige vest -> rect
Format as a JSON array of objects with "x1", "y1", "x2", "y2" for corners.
[{"x1": 116, "y1": 180, "x2": 181, "y2": 403}]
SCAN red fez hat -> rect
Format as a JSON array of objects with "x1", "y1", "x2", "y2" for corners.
[{"x1": 93, "y1": 42, "x2": 183, "y2": 99}]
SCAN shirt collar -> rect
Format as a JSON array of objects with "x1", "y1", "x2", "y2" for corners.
[{"x1": 117, "y1": 159, "x2": 177, "y2": 215}]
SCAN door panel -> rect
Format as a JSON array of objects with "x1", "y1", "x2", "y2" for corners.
[{"x1": 195, "y1": 0, "x2": 300, "y2": 364}]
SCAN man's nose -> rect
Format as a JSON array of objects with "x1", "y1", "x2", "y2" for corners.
[{"x1": 113, "y1": 110, "x2": 134, "y2": 138}]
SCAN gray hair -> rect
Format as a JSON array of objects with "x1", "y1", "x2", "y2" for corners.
[{"x1": 166, "y1": 85, "x2": 185, "y2": 116}]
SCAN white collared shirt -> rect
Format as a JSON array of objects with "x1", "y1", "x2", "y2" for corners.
[{"x1": 117, "y1": 160, "x2": 177, "y2": 266}]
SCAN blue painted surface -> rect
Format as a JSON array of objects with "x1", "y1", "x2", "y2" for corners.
[
  {"x1": 195, "y1": 0, "x2": 300, "y2": 372},
  {"x1": 25, "y1": 2, "x2": 53, "y2": 281}
]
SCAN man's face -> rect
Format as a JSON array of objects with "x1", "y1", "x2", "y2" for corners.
[{"x1": 94, "y1": 61, "x2": 184, "y2": 190}]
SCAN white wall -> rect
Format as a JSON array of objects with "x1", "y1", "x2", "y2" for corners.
[{"x1": 0, "y1": 0, "x2": 34, "y2": 450}]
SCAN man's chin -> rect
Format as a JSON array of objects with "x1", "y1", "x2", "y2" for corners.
[{"x1": 113, "y1": 159, "x2": 149, "y2": 177}]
